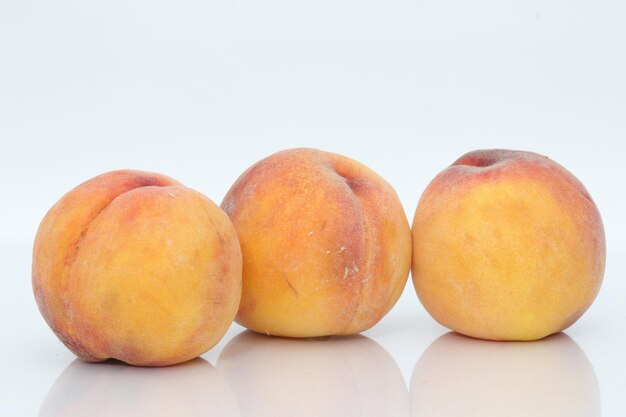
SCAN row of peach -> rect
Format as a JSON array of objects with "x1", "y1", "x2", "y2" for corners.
[{"x1": 32, "y1": 148, "x2": 605, "y2": 366}]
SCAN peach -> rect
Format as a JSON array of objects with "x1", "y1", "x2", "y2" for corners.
[
  {"x1": 412, "y1": 150, "x2": 605, "y2": 340},
  {"x1": 221, "y1": 148, "x2": 411, "y2": 337},
  {"x1": 32, "y1": 170, "x2": 242, "y2": 366}
]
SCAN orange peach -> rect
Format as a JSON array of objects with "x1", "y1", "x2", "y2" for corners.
[
  {"x1": 33, "y1": 170, "x2": 242, "y2": 366},
  {"x1": 412, "y1": 150, "x2": 605, "y2": 340},
  {"x1": 221, "y1": 148, "x2": 412, "y2": 337}
]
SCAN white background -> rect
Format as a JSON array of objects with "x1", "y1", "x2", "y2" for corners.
[{"x1": 1, "y1": 0, "x2": 625, "y2": 415}]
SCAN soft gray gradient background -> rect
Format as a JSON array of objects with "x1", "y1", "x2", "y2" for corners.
[{"x1": 1, "y1": 0, "x2": 624, "y2": 415}]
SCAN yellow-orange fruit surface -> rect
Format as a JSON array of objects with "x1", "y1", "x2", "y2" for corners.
[
  {"x1": 222, "y1": 148, "x2": 412, "y2": 337},
  {"x1": 33, "y1": 170, "x2": 242, "y2": 366},
  {"x1": 412, "y1": 150, "x2": 605, "y2": 341}
]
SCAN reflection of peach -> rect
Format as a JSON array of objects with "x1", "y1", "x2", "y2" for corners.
[
  {"x1": 39, "y1": 358, "x2": 240, "y2": 417},
  {"x1": 218, "y1": 331, "x2": 409, "y2": 417},
  {"x1": 412, "y1": 150, "x2": 605, "y2": 340},
  {"x1": 222, "y1": 148, "x2": 412, "y2": 337},
  {"x1": 411, "y1": 332, "x2": 599, "y2": 417},
  {"x1": 33, "y1": 170, "x2": 242, "y2": 366}
]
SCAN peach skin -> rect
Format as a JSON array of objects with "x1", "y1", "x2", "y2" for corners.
[
  {"x1": 221, "y1": 148, "x2": 412, "y2": 337},
  {"x1": 412, "y1": 150, "x2": 605, "y2": 341},
  {"x1": 32, "y1": 170, "x2": 242, "y2": 366}
]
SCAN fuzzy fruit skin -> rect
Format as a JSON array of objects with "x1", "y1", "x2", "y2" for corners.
[
  {"x1": 32, "y1": 170, "x2": 242, "y2": 366},
  {"x1": 221, "y1": 148, "x2": 412, "y2": 337},
  {"x1": 412, "y1": 150, "x2": 605, "y2": 341}
]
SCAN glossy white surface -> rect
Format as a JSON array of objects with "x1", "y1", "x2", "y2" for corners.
[
  {"x1": 2, "y1": 244, "x2": 625, "y2": 416},
  {"x1": 1, "y1": 0, "x2": 625, "y2": 415}
]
